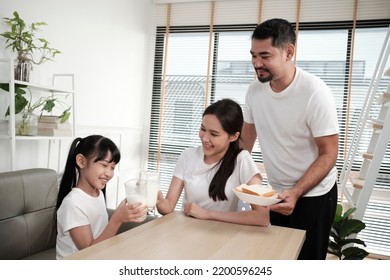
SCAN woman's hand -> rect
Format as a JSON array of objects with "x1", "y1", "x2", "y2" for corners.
[
  {"x1": 156, "y1": 190, "x2": 164, "y2": 205},
  {"x1": 184, "y1": 202, "x2": 210, "y2": 220}
]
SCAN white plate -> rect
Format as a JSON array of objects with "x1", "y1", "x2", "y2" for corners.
[{"x1": 233, "y1": 187, "x2": 282, "y2": 206}]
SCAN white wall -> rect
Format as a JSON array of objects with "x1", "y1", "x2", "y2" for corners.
[{"x1": 0, "y1": 0, "x2": 155, "y2": 208}]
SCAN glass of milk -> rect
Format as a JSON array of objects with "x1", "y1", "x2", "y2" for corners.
[
  {"x1": 140, "y1": 171, "x2": 160, "y2": 215},
  {"x1": 124, "y1": 179, "x2": 147, "y2": 205}
]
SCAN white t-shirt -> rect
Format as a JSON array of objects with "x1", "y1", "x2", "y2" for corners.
[
  {"x1": 244, "y1": 67, "x2": 339, "y2": 197},
  {"x1": 173, "y1": 146, "x2": 260, "y2": 212},
  {"x1": 56, "y1": 188, "x2": 108, "y2": 259}
]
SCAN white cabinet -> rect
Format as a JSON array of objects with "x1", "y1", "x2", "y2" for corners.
[{"x1": 0, "y1": 58, "x2": 75, "y2": 171}]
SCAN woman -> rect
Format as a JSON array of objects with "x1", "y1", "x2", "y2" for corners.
[{"x1": 156, "y1": 99, "x2": 269, "y2": 226}]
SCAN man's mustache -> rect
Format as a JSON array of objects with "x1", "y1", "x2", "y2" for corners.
[{"x1": 255, "y1": 67, "x2": 269, "y2": 72}]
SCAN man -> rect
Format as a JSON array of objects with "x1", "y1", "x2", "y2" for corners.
[{"x1": 240, "y1": 18, "x2": 339, "y2": 260}]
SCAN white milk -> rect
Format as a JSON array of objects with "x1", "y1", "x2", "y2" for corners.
[
  {"x1": 146, "y1": 180, "x2": 159, "y2": 208},
  {"x1": 126, "y1": 194, "x2": 146, "y2": 205}
]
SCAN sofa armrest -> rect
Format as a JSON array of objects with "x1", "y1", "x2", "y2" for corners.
[{"x1": 107, "y1": 208, "x2": 158, "y2": 234}]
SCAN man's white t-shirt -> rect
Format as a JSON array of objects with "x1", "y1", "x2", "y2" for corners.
[
  {"x1": 56, "y1": 188, "x2": 108, "y2": 259},
  {"x1": 173, "y1": 146, "x2": 260, "y2": 212},
  {"x1": 244, "y1": 67, "x2": 339, "y2": 197}
]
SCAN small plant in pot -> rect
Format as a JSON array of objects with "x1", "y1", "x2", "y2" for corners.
[
  {"x1": 328, "y1": 203, "x2": 369, "y2": 260},
  {"x1": 0, "y1": 83, "x2": 71, "y2": 136},
  {"x1": 0, "y1": 11, "x2": 60, "y2": 81}
]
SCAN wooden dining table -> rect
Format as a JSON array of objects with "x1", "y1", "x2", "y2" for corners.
[{"x1": 65, "y1": 211, "x2": 305, "y2": 260}]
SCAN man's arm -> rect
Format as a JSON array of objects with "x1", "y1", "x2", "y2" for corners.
[
  {"x1": 240, "y1": 122, "x2": 257, "y2": 152},
  {"x1": 269, "y1": 133, "x2": 339, "y2": 215}
]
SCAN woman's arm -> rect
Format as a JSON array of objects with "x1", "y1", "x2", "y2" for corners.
[
  {"x1": 184, "y1": 202, "x2": 269, "y2": 226},
  {"x1": 156, "y1": 175, "x2": 184, "y2": 215},
  {"x1": 184, "y1": 174, "x2": 269, "y2": 226}
]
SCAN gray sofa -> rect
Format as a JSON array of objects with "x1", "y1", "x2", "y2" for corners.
[
  {"x1": 0, "y1": 168, "x2": 156, "y2": 260},
  {"x1": 0, "y1": 168, "x2": 58, "y2": 260}
]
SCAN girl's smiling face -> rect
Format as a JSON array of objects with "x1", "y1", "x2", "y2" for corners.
[{"x1": 77, "y1": 151, "x2": 117, "y2": 194}]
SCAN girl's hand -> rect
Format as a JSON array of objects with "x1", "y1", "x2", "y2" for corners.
[
  {"x1": 184, "y1": 202, "x2": 210, "y2": 220},
  {"x1": 127, "y1": 200, "x2": 148, "y2": 222},
  {"x1": 113, "y1": 199, "x2": 148, "y2": 223}
]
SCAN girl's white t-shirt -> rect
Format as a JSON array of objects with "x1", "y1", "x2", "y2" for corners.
[
  {"x1": 173, "y1": 146, "x2": 260, "y2": 212},
  {"x1": 56, "y1": 188, "x2": 108, "y2": 259}
]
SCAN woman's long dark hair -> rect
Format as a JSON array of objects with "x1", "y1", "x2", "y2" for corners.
[
  {"x1": 56, "y1": 135, "x2": 121, "y2": 210},
  {"x1": 204, "y1": 99, "x2": 243, "y2": 201}
]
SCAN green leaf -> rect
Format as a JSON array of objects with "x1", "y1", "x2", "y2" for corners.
[
  {"x1": 328, "y1": 241, "x2": 342, "y2": 254},
  {"x1": 333, "y1": 203, "x2": 343, "y2": 223},
  {"x1": 2, "y1": 83, "x2": 29, "y2": 116},
  {"x1": 339, "y1": 219, "x2": 366, "y2": 238},
  {"x1": 0, "y1": 83, "x2": 9, "y2": 91},
  {"x1": 337, "y1": 238, "x2": 366, "y2": 248},
  {"x1": 341, "y1": 246, "x2": 369, "y2": 260},
  {"x1": 5, "y1": 93, "x2": 28, "y2": 116},
  {"x1": 343, "y1": 207, "x2": 357, "y2": 219},
  {"x1": 42, "y1": 99, "x2": 56, "y2": 112},
  {"x1": 14, "y1": 92, "x2": 29, "y2": 114},
  {"x1": 59, "y1": 109, "x2": 71, "y2": 123},
  {"x1": 0, "y1": 82, "x2": 27, "y2": 92}
]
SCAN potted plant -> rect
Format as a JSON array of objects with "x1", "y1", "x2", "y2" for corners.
[
  {"x1": 0, "y1": 83, "x2": 71, "y2": 135},
  {"x1": 328, "y1": 203, "x2": 369, "y2": 260},
  {"x1": 0, "y1": 11, "x2": 60, "y2": 81}
]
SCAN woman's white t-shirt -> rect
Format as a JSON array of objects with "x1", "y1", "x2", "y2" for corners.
[
  {"x1": 173, "y1": 146, "x2": 260, "y2": 212},
  {"x1": 56, "y1": 188, "x2": 108, "y2": 259}
]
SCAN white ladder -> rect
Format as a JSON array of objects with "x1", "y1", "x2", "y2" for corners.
[{"x1": 339, "y1": 26, "x2": 390, "y2": 221}]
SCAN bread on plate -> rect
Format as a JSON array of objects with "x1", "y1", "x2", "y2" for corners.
[
  {"x1": 233, "y1": 184, "x2": 281, "y2": 206},
  {"x1": 236, "y1": 184, "x2": 276, "y2": 197}
]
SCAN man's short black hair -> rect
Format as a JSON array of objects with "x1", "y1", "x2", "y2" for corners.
[{"x1": 252, "y1": 18, "x2": 296, "y2": 48}]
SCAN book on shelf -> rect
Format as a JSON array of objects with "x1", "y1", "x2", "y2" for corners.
[
  {"x1": 37, "y1": 128, "x2": 72, "y2": 136},
  {"x1": 38, "y1": 115, "x2": 63, "y2": 123},
  {"x1": 37, "y1": 122, "x2": 72, "y2": 130}
]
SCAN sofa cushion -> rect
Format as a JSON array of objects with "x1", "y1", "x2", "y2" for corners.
[
  {"x1": 22, "y1": 248, "x2": 56, "y2": 260},
  {"x1": 0, "y1": 168, "x2": 58, "y2": 260}
]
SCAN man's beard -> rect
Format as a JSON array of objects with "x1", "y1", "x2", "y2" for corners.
[{"x1": 255, "y1": 68, "x2": 273, "y2": 83}]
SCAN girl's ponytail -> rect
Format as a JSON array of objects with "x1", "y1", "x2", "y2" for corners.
[{"x1": 56, "y1": 137, "x2": 82, "y2": 210}]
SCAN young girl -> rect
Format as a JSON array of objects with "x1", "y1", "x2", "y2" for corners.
[
  {"x1": 56, "y1": 135, "x2": 148, "y2": 259},
  {"x1": 156, "y1": 99, "x2": 269, "y2": 226}
]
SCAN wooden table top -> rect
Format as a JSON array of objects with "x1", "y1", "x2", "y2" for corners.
[{"x1": 65, "y1": 212, "x2": 305, "y2": 260}]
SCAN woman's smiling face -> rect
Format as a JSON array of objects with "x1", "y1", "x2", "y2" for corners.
[{"x1": 199, "y1": 114, "x2": 237, "y2": 164}]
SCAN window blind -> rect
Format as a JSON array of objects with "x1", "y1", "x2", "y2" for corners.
[{"x1": 149, "y1": 0, "x2": 390, "y2": 257}]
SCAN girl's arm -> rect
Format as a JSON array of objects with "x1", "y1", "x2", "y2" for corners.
[
  {"x1": 69, "y1": 200, "x2": 147, "y2": 250},
  {"x1": 156, "y1": 176, "x2": 184, "y2": 215},
  {"x1": 184, "y1": 174, "x2": 270, "y2": 226}
]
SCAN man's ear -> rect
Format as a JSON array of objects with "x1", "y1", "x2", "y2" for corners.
[
  {"x1": 286, "y1": 43, "x2": 295, "y2": 60},
  {"x1": 76, "y1": 154, "x2": 87, "y2": 169}
]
